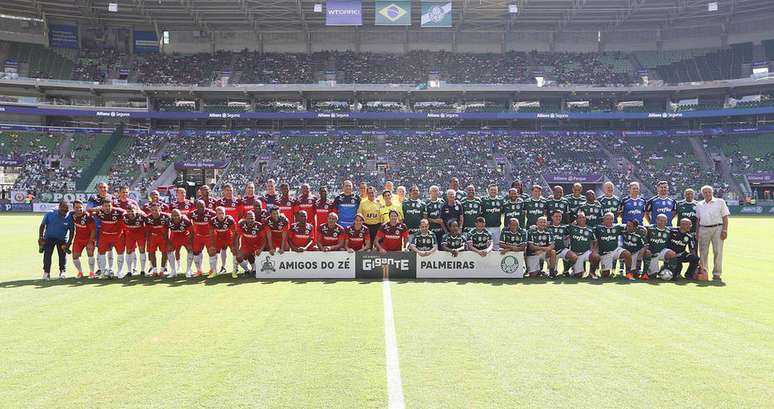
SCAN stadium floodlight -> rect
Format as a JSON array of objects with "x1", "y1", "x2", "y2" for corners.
[
  {"x1": 509, "y1": 4, "x2": 518, "y2": 14},
  {"x1": 708, "y1": 2, "x2": 718, "y2": 12},
  {"x1": 108, "y1": 2, "x2": 117, "y2": 12}
]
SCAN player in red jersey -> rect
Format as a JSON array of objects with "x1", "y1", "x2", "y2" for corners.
[
  {"x1": 314, "y1": 186, "x2": 335, "y2": 233},
  {"x1": 145, "y1": 202, "x2": 171, "y2": 277},
  {"x1": 265, "y1": 206, "x2": 290, "y2": 254},
  {"x1": 123, "y1": 204, "x2": 148, "y2": 277},
  {"x1": 262, "y1": 178, "x2": 278, "y2": 207},
  {"x1": 68, "y1": 200, "x2": 97, "y2": 278},
  {"x1": 240, "y1": 182, "x2": 263, "y2": 218},
  {"x1": 236, "y1": 211, "x2": 269, "y2": 277},
  {"x1": 189, "y1": 200, "x2": 217, "y2": 277},
  {"x1": 112, "y1": 185, "x2": 138, "y2": 210},
  {"x1": 295, "y1": 183, "x2": 316, "y2": 227},
  {"x1": 210, "y1": 206, "x2": 238, "y2": 278},
  {"x1": 94, "y1": 198, "x2": 127, "y2": 278},
  {"x1": 169, "y1": 187, "x2": 194, "y2": 216},
  {"x1": 345, "y1": 214, "x2": 371, "y2": 252},
  {"x1": 276, "y1": 183, "x2": 296, "y2": 224},
  {"x1": 316, "y1": 212, "x2": 346, "y2": 251},
  {"x1": 218, "y1": 183, "x2": 243, "y2": 219},
  {"x1": 168, "y1": 209, "x2": 194, "y2": 278},
  {"x1": 375, "y1": 210, "x2": 409, "y2": 253},
  {"x1": 198, "y1": 185, "x2": 218, "y2": 211},
  {"x1": 141, "y1": 190, "x2": 169, "y2": 215},
  {"x1": 287, "y1": 211, "x2": 316, "y2": 252}
]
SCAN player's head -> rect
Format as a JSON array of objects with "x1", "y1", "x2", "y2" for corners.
[
  {"x1": 149, "y1": 202, "x2": 161, "y2": 216},
  {"x1": 510, "y1": 180, "x2": 523, "y2": 193},
  {"x1": 359, "y1": 181, "x2": 367, "y2": 195},
  {"x1": 223, "y1": 183, "x2": 233, "y2": 197},
  {"x1": 280, "y1": 182, "x2": 289, "y2": 195},
  {"x1": 199, "y1": 184, "x2": 210, "y2": 197},
  {"x1": 100, "y1": 197, "x2": 112, "y2": 212},
  {"x1": 176, "y1": 187, "x2": 186, "y2": 201},
  {"x1": 73, "y1": 200, "x2": 84, "y2": 215},
  {"x1": 58, "y1": 199, "x2": 70, "y2": 214},
  {"x1": 429, "y1": 185, "x2": 440, "y2": 199},
  {"x1": 448, "y1": 220, "x2": 460, "y2": 234},
  {"x1": 149, "y1": 190, "x2": 160, "y2": 202},
  {"x1": 245, "y1": 182, "x2": 255, "y2": 196},
  {"x1": 684, "y1": 188, "x2": 695, "y2": 201},
  {"x1": 701, "y1": 185, "x2": 714, "y2": 201},
  {"x1": 446, "y1": 189, "x2": 456, "y2": 202},
  {"x1": 488, "y1": 183, "x2": 498, "y2": 197},
  {"x1": 342, "y1": 180, "x2": 353, "y2": 194},
  {"x1": 585, "y1": 190, "x2": 596, "y2": 202},
  {"x1": 656, "y1": 213, "x2": 667, "y2": 228},
  {"x1": 301, "y1": 183, "x2": 310, "y2": 196},
  {"x1": 508, "y1": 188, "x2": 519, "y2": 200},
  {"x1": 195, "y1": 199, "x2": 205, "y2": 211},
  {"x1": 327, "y1": 211, "x2": 339, "y2": 225},
  {"x1": 216, "y1": 206, "x2": 226, "y2": 219},
  {"x1": 553, "y1": 185, "x2": 564, "y2": 198},
  {"x1": 171, "y1": 208, "x2": 181, "y2": 220},
  {"x1": 626, "y1": 219, "x2": 638, "y2": 232},
  {"x1": 118, "y1": 185, "x2": 129, "y2": 200},
  {"x1": 572, "y1": 183, "x2": 583, "y2": 195},
  {"x1": 384, "y1": 181, "x2": 394, "y2": 192},
  {"x1": 97, "y1": 182, "x2": 108, "y2": 196},
  {"x1": 602, "y1": 212, "x2": 614, "y2": 227},
  {"x1": 396, "y1": 186, "x2": 406, "y2": 199},
  {"x1": 603, "y1": 181, "x2": 614, "y2": 195},
  {"x1": 269, "y1": 206, "x2": 279, "y2": 219},
  {"x1": 551, "y1": 210, "x2": 563, "y2": 224},
  {"x1": 409, "y1": 185, "x2": 419, "y2": 199},
  {"x1": 245, "y1": 210, "x2": 255, "y2": 223},
  {"x1": 531, "y1": 184, "x2": 542, "y2": 198},
  {"x1": 536, "y1": 216, "x2": 547, "y2": 230},
  {"x1": 475, "y1": 216, "x2": 485, "y2": 230},
  {"x1": 679, "y1": 217, "x2": 692, "y2": 232},
  {"x1": 419, "y1": 218, "x2": 429, "y2": 233},
  {"x1": 266, "y1": 179, "x2": 276, "y2": 193},
  {"x1": 576, "y1": 211, "x2": 587, "y2": 226},
  {"x1": 465, "y1": 185, "x2": 475, "y2": 198},
  {"x1": 657, "y1": 181, "x2": 669, "y2": 196},
  {"x1": 296, "y1": 210, "x2": 307, "y2": 224},
  {"x1": 127, "y1": 204, "x2": 137, "y2": 218},
  {"x1": 366, "y1": 185, "x2": 376, "y2": 200},
  {"x1": 629, "y1": 182, "x2": 640, "y2": 196},
  {"x1": 319, "y1": 185, "x2": 328, "y2": 198},
  {"x1": 353, "y1": 213, "x2": 365, "y2": 227},
  {"x1": 388, "y1": 209, "x2": 399, "y2": 224},
  {"x1": 508, "y1": 217, "x2": 520, "y2": 231},
  {"x1": 382, "y1": 190, "x2": 393, "y2": 204},
  {"x1": 450, "y1": 177, "x2": 459, "y2": 189}
]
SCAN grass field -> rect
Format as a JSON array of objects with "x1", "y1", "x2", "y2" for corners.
[{"x1": 1, "y1": 214, "x2": 772, "y2": 408}]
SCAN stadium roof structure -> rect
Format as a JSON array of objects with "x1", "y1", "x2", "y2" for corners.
[{"x1": 3, "y1": 0, "x2": 774, "y2": 38}]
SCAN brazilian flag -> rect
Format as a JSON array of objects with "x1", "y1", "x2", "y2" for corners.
[{"x1": 375, "y1": 1, "x2": 411, "y2": 26}]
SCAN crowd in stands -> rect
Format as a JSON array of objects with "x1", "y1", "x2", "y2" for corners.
[
  {"x1": 0, "y1": 132, "x2": 80, "y2": 194},
  {"x1": 132, "y1": 51, "x2": 233, "y2": 85},
  {"x1": 71, "y1": 48, "x2": 125, "y2": 82},
  {"x1": 108, "y1": 133, "x2": 175, "y2": 191}
]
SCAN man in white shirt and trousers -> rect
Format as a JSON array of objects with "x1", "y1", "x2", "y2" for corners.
[{"x1": 695, "y1": 185, "x2": 730, "y2": 281}]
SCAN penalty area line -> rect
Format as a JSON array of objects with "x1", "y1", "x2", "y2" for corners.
[{"x1": 382, "y1": 277, "x2": 405, "y2": 409}]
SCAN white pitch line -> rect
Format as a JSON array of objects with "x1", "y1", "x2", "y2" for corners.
[{"x1": 383, "y1": 278, "x2": 405, "y2": 409}]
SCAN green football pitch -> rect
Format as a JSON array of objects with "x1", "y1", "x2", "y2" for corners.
[{"x1": 1, "y1": 214, "x2": 772, "y2": 408}]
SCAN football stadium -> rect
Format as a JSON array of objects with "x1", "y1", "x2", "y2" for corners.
[{"x1": 1, "y1": 0, "x2": 773, "y2": 408}]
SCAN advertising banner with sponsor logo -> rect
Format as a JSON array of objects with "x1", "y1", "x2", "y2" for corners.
[
  {"x1": 254, "y1": 251, "x2": 355, "y2": 278},
  {"x1": 355, "y1": 251, "x2": 416, "y2": 279},
  {"x1": 746, "y1": 173, "x2": 774, "y2": 183},
  {"x1": 416, "y1": 251, "x2": 525, "y2": 279},
  {"x1": 33, "y1": 203, "x2": 60, "y2": 213},
  {"x1": 49, "y1": 24, "x2": 79, "y2": 49},
  {"x1": 730, "y1": 205, "x2": 774, "y2": 215},
  {"x1": 10, "y1": 190, "x2": 27, "y2": 204},
  {"x1": 326, "y1": 0, "x2": 363, "y2": 26},
  {"x1": 38, "y1": 191, "x2": 143, "y2": 204},
  {"x1": 0, "y1": 159, "x2": 23, "y2": 167},
  {"x1": 134, "y1": 30, "x2": 160, "y2": 54},
  {"x1": 542, "y1": 174, "x2": 605, "y2": 184},
  {"x1": 421, "y1": 1, "x2": 452, "y2": 27},
  {"x1": 174, "y1": 161, "x2": 228, "y2": 170},
  {"x1": 375, "y1": 1, "x2": 411, "y2": 25},
  {"x1": 0, "y1": 203, "x2": 33, "y2": 213}
]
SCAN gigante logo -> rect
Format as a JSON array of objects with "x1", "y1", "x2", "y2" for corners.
[{"x1": 362, "y1": 257, "x2": 410, "y2": 271}]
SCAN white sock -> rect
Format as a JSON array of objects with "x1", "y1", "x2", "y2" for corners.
[
  {"x1": 73, "y1": 258, "x2": 82, "y2": 273},
  {"x1": 107, "y1": 251, "x2": 114, "y2": 270},
  {"x1": 186, "y1": 253, "x2": 194, "y2": 273},
  {"x1": 88, "y1": 256, "x2": 95, "y2": 273},
  {"x1": 98, "y1": 254, "x2": 106, "y2": 272},
  {"x1": 194, "y1": 254, "x2": 203, "y2": 272},
  {"x1": 167, "y1": 252, "x2": 177, "y2": 274},
  {"x1": 232, "y1": 256, "x2": 238, "y2": 272},
  {"x1": 140, "y1": 253, "x2": 147, "y2": 272},
  {"x1": 220, "y1": 249, "x2": 227, "y2": 267},
  {"x1": 116, "y1": 254, "x2": 125, "y2": 276},
  {"x1": 127, "y1": 252, "x2": 136, "y2": 272},
  {"x1": 209, "y1": 255, "x2": 218, "y2": 272}
]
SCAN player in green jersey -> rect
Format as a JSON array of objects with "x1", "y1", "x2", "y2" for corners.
[
  {"x1": 546, "y1": 185, "x2": 571, "y2": 224},
  {"x1": 408, "y1": 219, "x2": 438, "y2": 257},
  {"x1": 565, "y1": 182, "x2": 586, "y2": 223},
  {"x1": 461, "y1": 185, "x2": 482, "y2": 232},
  {"x1": 622, "y1": 220, "x2": 650, "y2": 280},
  {"x1": 425, "y1": 185, "x2": 445, "y2": 244},
  {"x1": 566, "y1": 212, "x2": 600, "y2": 278},
  {"x1": 480, "y1": 184, "x2": 503, "y2": 248},
  {"x1": 402, "y1": 185, "x2": 426, "y2": 239},
  {"x1": 676, "y1": 188, "x2": 698, "y2": 232},
  {"x1": 467, "y1": 217, "x2": 493, "y2": 256},
  {"x1": 499, "y1": 217, "x2": 528, "y2": 254},
  {"x1": 593, "y1": 212, "x2": 631, "y2": 278},
  {"x1": 599, "y1": 181, "x2": 621, "y2": 220},
  {"x1": 644, "y1": 214, "x2": 671, "y2": 280},
  {"x1": 547, "y1": 210, "x2": 571, "y2": 277},
  {"x1": 449, "y1": 177, "x2": 466, "y2": 202},
  {"x1": 501, "y1": 188, "x2": 525, "y2": 227},
  {"x1": 526, "y1": 216, "x2": 556, "y2": 277},
  {"x1": 523, "y1": 184, "x2": 548, "y2": 229},
  {"x1": 440, "y1": 220, "x2": 467, "y2": 257},
  {"x1": 578, "y1": 190, "x2": 603, "y2": 228}
]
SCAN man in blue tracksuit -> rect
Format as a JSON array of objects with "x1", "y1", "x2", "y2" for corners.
[
  {"x1": 645, "y1": 180, "x2": 676, "y2": 226},
  {"x1": 38, "y1": 201, "x2": 73, "y2": 280},
  {"x1": 332, "y1": 180, "x2": 361, "y2": 228}
]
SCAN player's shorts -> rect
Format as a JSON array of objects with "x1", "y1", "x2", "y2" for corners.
[
  {"x1": 214, "y1": 236, "x2": 233, "y2": 251},
  {"x1": 600, "y1": 247, "x2": 626, "y2": 271},
  {"x1": 125, "y1": 232, "x2": 146, "y2": 252},
  {"x1": 573, "y1": 250, "x2": 592, "y2": 274},
  {"x1": 270, "y1": 234, "x2": 284, "y2": 251},
  {"x1": 98, "y1": 233, "x2": 125, "y2": 253},
  {"x1": 649, "y1": 248, "x2": 671, "y2": 274},
  {"x1": 146, "y1": 235, "x2": 168, "y2": 253},
  {"x1": 72, "y1": 239, "x2": 94, "y2": 255},
  {"x1": 527, "y1": 252, "x2": 547, "y2": 273},
  {"x1": 239, "y1": 242, "x2": 263, "y2": 255},
  {"x1": 556, "y1": 248, "x2": 571, "y2": 259},
  {"x1": 192, "y1": 235, "x2": 213, "y2": 253},
  {"x1": 170, "y1": 233, "x2": 190, "y2": 250},
  {"x1": 628, "y1": 250, "x2": 641, "y2": 271},
  {"x1": 486, "y1": 227, "x2": 501, "y2": 250}
]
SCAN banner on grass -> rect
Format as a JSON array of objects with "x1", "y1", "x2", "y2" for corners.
[
  {"x1": 375, "y1": 1, "x2": 411, "y2": 25},
  {"x1": 355, "y1": 251, "x2": 416, "y2": 279},
  {"x1": 49, "y1": 24, "x2": 79, "y2": 49},
  {"x1": 134, "y1": 30, "x2": 159, "y2": 54},
  {"x1": 421, "y1": 1, "x2": 452, "y2": 27},
  {"x1": 254, "y1": 251, "x2": 355, "y2": 278},
  {"x1": 326, "y1": 0, "x2": 363, "y2": 26},
  {"x1": 416, "y1": 251, "x2": 525, "y2": 278}
]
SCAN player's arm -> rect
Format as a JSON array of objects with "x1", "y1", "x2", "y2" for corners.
[
  {"x1": 374, "y1": 229, "x2": 386, "y2": 253},
  {"x1": 333, "y1": 233, "x2": 345, "y2": 251},
  {"x1": 316, "y1": 230, "x2": 324, "y2": 251},
  {"x1": 344, "y1": 235, "x2": 354, "y2": 253},
  {"x1": 89, "y1": 220, "x2": 97, "y2": 242}
]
